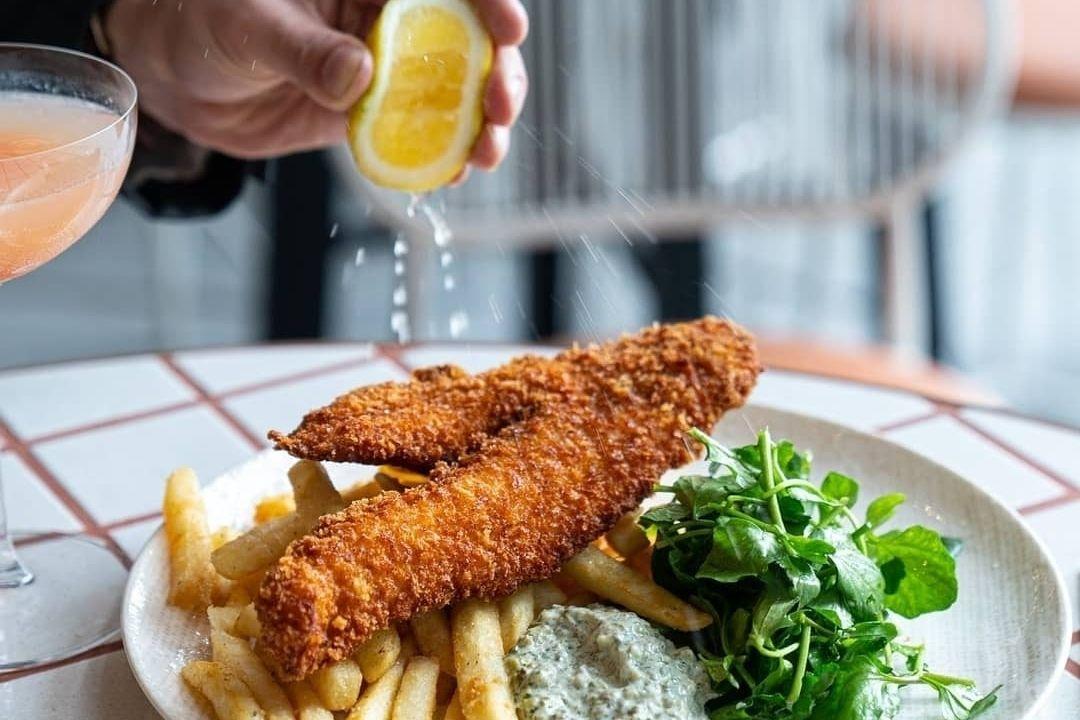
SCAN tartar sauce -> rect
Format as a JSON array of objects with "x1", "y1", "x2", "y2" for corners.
[{"x1": 504, "y1": 604, "x2": 713, "y2": 720}]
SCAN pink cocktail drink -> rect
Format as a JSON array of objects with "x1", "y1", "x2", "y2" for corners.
[{"x1": 0, "y1": 92, "x2": 132, "y2": 282}]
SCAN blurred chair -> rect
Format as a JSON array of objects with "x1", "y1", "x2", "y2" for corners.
[{"x1": 336, "y1": 0, "x2": 1016, "y2": 356}]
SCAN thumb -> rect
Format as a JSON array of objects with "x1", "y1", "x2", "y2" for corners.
[{"x1": 245, "y1": 1, "x2": 373, "y2": 111}]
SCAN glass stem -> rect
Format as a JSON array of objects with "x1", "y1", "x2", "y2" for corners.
[{"x1": 0, "y1": 458, "x2": 34, "y2": 588}]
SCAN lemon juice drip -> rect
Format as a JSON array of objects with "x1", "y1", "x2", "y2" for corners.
[{"x1": 397, "y1": 193, "x2": 469, "y2": 341}]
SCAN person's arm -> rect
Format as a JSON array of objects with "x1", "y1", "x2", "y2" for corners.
[{"x1": 1, "y1": 1, "x2": 252, "y2": 217}]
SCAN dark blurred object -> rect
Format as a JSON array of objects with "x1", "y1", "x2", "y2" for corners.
[
  {"x1": 267, "y1": 151, "x2": 333, "y2": 340},
  {"x1": 0, "y1": 0, "x2": 250, "y2": 217}
]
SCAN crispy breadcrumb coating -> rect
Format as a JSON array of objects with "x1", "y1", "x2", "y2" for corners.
[{"x1": 259, "y1": 318, "x2": 761, "y2": 681}]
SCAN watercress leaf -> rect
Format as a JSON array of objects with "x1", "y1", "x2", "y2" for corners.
[
  {"x1": 751, "y1": 585, "x2": 797, "y2": 641},
  {"x1": 964, "y1": 685, "x2": 1001, "y2": 718},
  {"x1": 758, "y1": 658, "x2": 794, "y2": 694},
  {"x1": 821, "y1": 528, "x2": 885, "y2": 621},
  {"x1": 778, "y1": 495, "x2": 813, "y2": 536},
  {"x1": 879, "y1": 557, "x2": 906, "y2": 595},
  {"x1": 673, "y1": 474, "x2": 710, "y2": 508},
  {"x1": 776, "y1": 440, "x2": 812, "y2": 479},
  {"x1": 640, "y1": 502, "x2": 691, "y2": 525},
  {"x1": 698, "y1": 654, "x2": 735, "y2": 685},
  {"x1": 821, "y1": 472, "x2": 860, "y2": 508},
  {"x1": 942, "y1": 536, "x2": 964, "y2": 558},
  {"x1": 865, "y1": 493, "x2": 905, "y2": 529},
  {"x1": 780, "y1": 555, "x2": 822, "y2": 606},
  {"x1": 733, "y1": 444, "x2": 762, "y2": 470},
  {"x1": 869, "y1": 526, "x2": 958, "y2": 618},
  {"x1": 787, "y1": 536, "x2": 837, "y2": 565},
  {"x1": 807, "y1": 658, "x2": 901, "y2": 720},
  {"x1": 804, "y1": 607, "x2": 842, "y2": 633},
  {"x1": 809, "y1": 591, "x2": 855, "y2": 630},
  {"x1": 697, "y1": 518, "x2": 784, "y2": 583},
  {"x1": 841, "y1": 621, "x2": 898, "y2": 660}
]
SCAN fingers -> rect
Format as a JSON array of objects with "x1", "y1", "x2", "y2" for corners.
[
  {"x1": 468, "y1": 124, "x2": 510, "y2": 171},
  {"x1": 484, "y1": 46, "x2": 528, "y2": 127},
  {"x1": 462, "y1": 47, "x2": 525, "y2": 176},
  {"x1": 471, "y1": 0, "x2": 529, "y2": 46},
  {"x1": 242, "y1": 0, "x2": 373, "y2": 111}
]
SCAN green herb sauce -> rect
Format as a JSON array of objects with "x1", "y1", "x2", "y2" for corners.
[{"x1": 505, "y1": 604, "x2": 713, "y2": 720}]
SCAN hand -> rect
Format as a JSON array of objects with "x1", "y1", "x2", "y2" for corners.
[{"x1": 104, "y1": 0, "x2": 528, "y2": 169}]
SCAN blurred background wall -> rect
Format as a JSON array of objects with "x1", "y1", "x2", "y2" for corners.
[{"x1": 2, "y1": 0, "x2": 1079, "y2": 426}]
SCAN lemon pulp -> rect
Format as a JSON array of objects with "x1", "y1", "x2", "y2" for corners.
[{"x1": 350, "y1": 0, "x2": 492, "y2": 192}]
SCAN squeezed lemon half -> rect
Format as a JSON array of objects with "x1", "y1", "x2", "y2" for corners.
[{"x1": 348, "y1": 0, "x2": 493, "y2": 192}]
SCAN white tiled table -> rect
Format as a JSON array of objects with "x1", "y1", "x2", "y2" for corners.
[{"x1": 0, "y1": 343, "x2": 1077, "y2": 718}]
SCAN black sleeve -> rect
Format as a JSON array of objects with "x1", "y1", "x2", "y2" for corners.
[
  {"x1": 1, "y1": 1, "x2": 253, "y2": 218},
  {"x1": 0, "y1": 0, "x2": 108, "y2": 49}
]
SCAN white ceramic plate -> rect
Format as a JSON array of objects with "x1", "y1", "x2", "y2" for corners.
[{"x1": 123, "y1": 404, "x2": 1071, "y2": 719}]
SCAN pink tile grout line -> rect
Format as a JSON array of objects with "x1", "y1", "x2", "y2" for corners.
[
  {"x1": 4, "y1": 344, "x2": 1080, "y2": 686},
  {"x1": 157, "y1": 354, "x2": 267, "y2": 451},
  {"x1": 0, "y1": 418, "x2": 131, "y2": 571}
]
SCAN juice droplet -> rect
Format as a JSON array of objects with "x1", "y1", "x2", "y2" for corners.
[
  {"x1": 449, "y1": 311, "x2": 469, "y2": 339},
  {"x1": 393, "y1": 238, "x2": 408, "y2": 257},
  {"x1": 391, "y1": 310, "x2": 411, "y2": 344},
  {"x1": 392, "y1": 285, "x2": 407, "y2": 306},
  {"x1": 443, "y1": 275, "x2": 455, "y2": 291},
  {"x1": 394, "y1": 260, "x2": 405, "y2": 275}
]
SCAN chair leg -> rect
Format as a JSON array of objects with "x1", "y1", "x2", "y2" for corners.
[
  {"x1": 632, "y1": 237, "x2": 705, "y2": 321},
  {"x1": 267, "y1": 151, "x2": 332, "y2": 340},
  {"x1": 529, "y1": 249, "x2": 560, "y2": 340}
]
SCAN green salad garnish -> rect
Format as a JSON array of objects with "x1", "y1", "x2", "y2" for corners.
[{"x1": 642, "y1": 428, "x2": 1000, "y2": 720}]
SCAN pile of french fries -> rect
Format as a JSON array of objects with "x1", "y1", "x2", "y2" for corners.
[{"x1": 162, "y1": 460, "x2": 710, "y2": 720}]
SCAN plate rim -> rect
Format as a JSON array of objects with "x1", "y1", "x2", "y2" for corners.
[{"x1": 122, "y1": 401, "x2": 1073, "y2": 720}]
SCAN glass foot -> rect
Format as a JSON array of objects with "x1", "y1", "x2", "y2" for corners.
[{"x1": 0, "y1": 533, "x2": 126, "y2": 672}]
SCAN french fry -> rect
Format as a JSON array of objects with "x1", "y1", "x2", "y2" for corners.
[
  {"x1": 606, "y1": 509, "x2": 649, "y2": 557},
  {"x1": 346, "y1": 654, "x2": 406, "y2": 720},
  {"x1": 210, "y1": 622, "x2": 293, "y2": 720},
  {"x1": 234, "y1": 602, "x2": 261, "y2": 638},
  {"x1": 450, "y1": 599, "x2": 516, "y2": 720},
  {"x1": 566, "y1": 589, "x2": 599, "y2": 606},
  {"x1": 355, "y1": 626, "x2": 401, "y2": 683},
  {"x1": 435, "y1": 672, "x2": 456, "y2": 705},
  {"x1": 531, "y1": 580, "x2": 568, "y2": 612},
  {"x1": 286, "y1": 680, "x2": 335, "y2": 720},
  {"x1": 309, "y1": 658, "x2": 363, "y2": 711},
  {"x1": 226, "y1": 583, "x2": 252, "y2": 608},
  {"x1": 164, "y1": 468, "x2": 214, "y2": 611},
  {"x1": 254, "y1": 493, "x2": 296, "y2": 524},
  {"x1": 373, "y1": 473, "x2": 404, "y2": 493},
  {"x1": 181, "y1": 660, "x2": 265, "y2": 720},
  {"x1": 376, "y1": 465, "x2": 429, "y2": 488},
  {"x1": 211, "y1": 526, "x2": 239, "y2": 551},
  {"x1": 390, "y1": 656, "x2": 440, "y2": 720},
  {"x1": 442, "y1": 693, "x2": 464, "y2": 720},
  {"x1": 498, "y1": 586, "x2": 534, "y2": 652},
  {"x1": 207, "y1": 605, "x2": 242, "y2": 634},
  {"x1": 212, "y1": 461, "x2": 345, "y2": 580},
  {"x1": 410, "y1": 610, "x2": 454, "y2": 676},
  {"x1": 238, "y1": 567, "x2": 268, "y2": 598},
  {"x1": 341, "y1": 478, "x2": 384, "y2": 503},
  {"x1": 562, "y1": 545, "x2": 712, "y2": 631},
  {"x1": 626, "y1": 545, "x2": 654, "y2": 579}
]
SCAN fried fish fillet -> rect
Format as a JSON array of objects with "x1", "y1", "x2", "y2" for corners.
[{"x1": 259, "y1": 317, "x2": 760, "y2": 681}]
